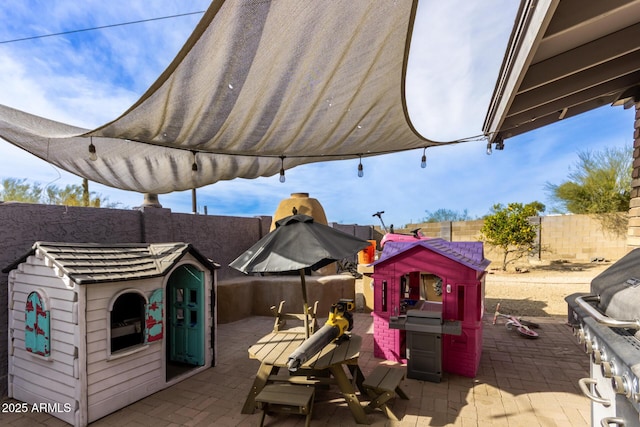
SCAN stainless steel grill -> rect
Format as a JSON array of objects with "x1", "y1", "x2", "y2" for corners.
[{"x1": 567, "y1": 248, "x2": 640, "y2": 427}]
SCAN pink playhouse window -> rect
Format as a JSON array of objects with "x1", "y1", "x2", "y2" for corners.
[
  {"x1": 400, "y1": 272, "x2": 444, "y2": 314},
  {"x1": 381, "y1": 280, "x2": 387, "y2": 312}
]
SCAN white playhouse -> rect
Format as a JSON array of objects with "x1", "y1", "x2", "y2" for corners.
[{"x1": 4, "y1": 242, "x2": 218, "y2": 426}]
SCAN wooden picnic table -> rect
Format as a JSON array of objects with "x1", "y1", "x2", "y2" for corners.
[{"x1": 242, "y1": 331, "x2": 369, "y2": 424}]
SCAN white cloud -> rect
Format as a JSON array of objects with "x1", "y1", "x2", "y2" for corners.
[{"x1": 406, "y1": 0, "x2": 520, "y2": 141}]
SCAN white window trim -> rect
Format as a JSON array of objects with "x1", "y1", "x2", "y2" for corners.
[{"x1": 107, "y1": 288, "x2": 149, "y2": 359}]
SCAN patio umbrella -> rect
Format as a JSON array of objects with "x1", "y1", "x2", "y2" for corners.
[{"x1": 229, "y1": 214, "x2": 370, "y2": 337}]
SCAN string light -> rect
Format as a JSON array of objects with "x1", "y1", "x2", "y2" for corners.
[
  {"x1": 88, "y1": 138, "x2": 97, "y2": 161},
  {"x1": 83, "y1": 132, "x2": 496, "y2": 181},
  {"x1": 279, "y1": 156, "x2": 286, "y2": 183},
  {"x1": 80, "y1": 132, "x2": 490, "y2": 165}
]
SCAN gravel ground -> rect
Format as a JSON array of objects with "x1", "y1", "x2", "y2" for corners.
[{"x1": 484, "y1": 261, "x2": 611, "y2": 318}]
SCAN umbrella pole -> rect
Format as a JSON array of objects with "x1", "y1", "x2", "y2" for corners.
[{"x1": 300, "y1": 269, "x2": 310, "y2": 338}]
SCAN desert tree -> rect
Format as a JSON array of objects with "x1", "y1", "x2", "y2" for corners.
[
  {"x1": 423, "y1": 208, "x2": 475, "y2": 223},
  {"x1": 480, "y1": 201, "x2": 545, "y2": 271},
  {"x1": 0, "y1": 178, "x2": 42, "y2": 203},
  {"x1": 1, "y1": 177, "x2": 120, "y2": 208},
  {"x1": 545, "y1": 147, "x2": 632, "y2": 214}
]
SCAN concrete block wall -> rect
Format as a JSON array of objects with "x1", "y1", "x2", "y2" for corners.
[
  {"x1": 0, "y1": 201, "x2": 632, "y2": 397},
  {"x1": 540, "y1": 214, "x2": 628, "y2": 261},
  {"x1": 403, "y1": 213, "x2": 629, "y2": 265}
]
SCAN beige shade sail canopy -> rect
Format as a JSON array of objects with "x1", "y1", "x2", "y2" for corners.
[{"x1": 0, "y1": 0, "x2": 451, "y2": 194}]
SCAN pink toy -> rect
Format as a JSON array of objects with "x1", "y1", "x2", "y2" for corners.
[
  {"x1": 379, "y1": 229, "x2": 429, "y2": 248},
  {"x1": 492, "y1": 303, "x2": 540, "y2": 338},
  {"x1": 371, "y1": 239, "x2": 490, "y2": 378},
  {"x1": 372, "y1": 210, "x2": 429, "y2": 248}
]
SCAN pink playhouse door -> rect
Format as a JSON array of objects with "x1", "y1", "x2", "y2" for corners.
[{"x1": 442, "y1": 281, "x2": 483, "y2": 377}]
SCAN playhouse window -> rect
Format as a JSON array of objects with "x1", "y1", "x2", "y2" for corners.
[
  {"x1": 110, "y1": 292, "x2": 145, "y2": 353},
  {"x1": 381, "y1": 280, "x2": 387, "y2": 312},
  {"x1": 25, "y1": 291, "x2": 50, "y2": 357}
]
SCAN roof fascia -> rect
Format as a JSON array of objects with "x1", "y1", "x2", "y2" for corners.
[{"x1": 483, "y1": 0, "x2": 560, "y2": 142}]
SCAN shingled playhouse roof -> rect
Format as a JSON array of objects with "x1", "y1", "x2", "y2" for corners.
[
  {"x1": 3, "y1": 242, "x2": 219, "y2": 284},
  {"x1": 373, "y1": 238, "x2": 491, "y2": 272}
]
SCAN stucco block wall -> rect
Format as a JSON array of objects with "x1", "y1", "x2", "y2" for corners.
[
  {"x1": 217, "y1": 275, "x2": 356, "y2": 324},
  {"x1": 167, "y1": 211, "x2": 272, "y2": 281}
]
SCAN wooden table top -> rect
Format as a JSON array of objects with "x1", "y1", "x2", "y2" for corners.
[{"x1": 248, "y1": 332, "x2": 362, "y2": 370}]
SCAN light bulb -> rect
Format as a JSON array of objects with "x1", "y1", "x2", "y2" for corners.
[
  {"x1": 88, "y1": 142, "x2": 98, "y2": 161},
  {"x1": 357, "y1": 162, "x2": 364, "y2": 178},
  {"x1": 279, "y1": 156, "x2": 286, "y2": 183},
  {"x1": 191, "y1": 151, "x2": 198, "y2": 173},
  {"x1": 486, "y1": 143, "x2": 492, "y2": 155},
  {"x1": 421, "y1": 150, "x2": 427, "y2": 168}
]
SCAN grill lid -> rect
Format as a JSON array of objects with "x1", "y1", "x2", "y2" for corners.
[{"x1": 591, "y1": 248, "x2": 640, "y2": 321}]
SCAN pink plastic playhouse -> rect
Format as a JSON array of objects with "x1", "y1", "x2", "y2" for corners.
[{"x1": 371, "y1": 239, "x2": 490, "y2": 378}]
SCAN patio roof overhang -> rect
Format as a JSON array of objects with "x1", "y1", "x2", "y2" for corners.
[{"x1": 483, "y1": 0, "x2": 640, "y2": 143}]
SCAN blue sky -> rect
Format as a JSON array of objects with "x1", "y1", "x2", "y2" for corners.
[{"x1": 0, "y1": 1, "x2": 635, "y2": 227}]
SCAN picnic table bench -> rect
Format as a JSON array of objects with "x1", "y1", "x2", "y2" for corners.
[
  {"x1": 362, "y1": 365, "x2": 409, "y2": 420},
  {"x1": 255, "y1": 383, "x2": 315, "y2": 427}
]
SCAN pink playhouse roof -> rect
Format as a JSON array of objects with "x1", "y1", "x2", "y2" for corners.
[{"x1": 372, "y1": 238, "x2": 491, "y2": 272}]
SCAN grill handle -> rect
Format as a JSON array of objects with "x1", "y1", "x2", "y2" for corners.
[
  {"x1": 600, "y1": 417, "x2": 625, "y2": 427},
  {"x1": 575, "y1": 295, "x2": 640, "y2": 330},
  {"x1": 578, "y1": 377, "x2": 611, "y2": 407}
]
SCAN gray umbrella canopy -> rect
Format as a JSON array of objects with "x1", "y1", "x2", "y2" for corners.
[
  {"x1": 230, "y1": 214, "x2": 370, "y2": 273},
  {"x1": 230, "y1": 214, "x2": 370, "y2": 337}
]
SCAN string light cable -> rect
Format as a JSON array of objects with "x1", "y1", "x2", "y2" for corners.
[{"x1": 0, "y1": 11, "x2": 206, "y2": 45}]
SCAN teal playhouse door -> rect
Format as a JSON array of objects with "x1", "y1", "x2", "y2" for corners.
[{"x1": 168, "y1": 265, "x2": 205, "y2": 366}]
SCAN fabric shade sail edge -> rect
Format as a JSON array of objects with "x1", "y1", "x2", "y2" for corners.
[{"x1": 0, "y1": 0, "x2": 461, "y2": 194}]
